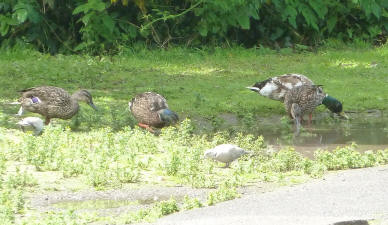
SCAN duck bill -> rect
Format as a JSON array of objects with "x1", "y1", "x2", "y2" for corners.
[
  {"x1": 89, "y1": 102, "x2": 98, "y2": 111},
  {"x1": 246, "y1": 87, "x2": 261, "y2": 93},
  {"x1": 338, "y1": 111, "x2": 349, "y2": 119}
]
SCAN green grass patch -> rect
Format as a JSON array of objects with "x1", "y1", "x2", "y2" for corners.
[{"x1": 1, "y1": 46, "x2": 388, "y2": 132}]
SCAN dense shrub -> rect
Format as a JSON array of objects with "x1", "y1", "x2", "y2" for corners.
[{"x1": 0, "y1": 0, "x2": 387, "y2": 53}]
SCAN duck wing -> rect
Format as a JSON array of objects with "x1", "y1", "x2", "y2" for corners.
[
  {"x1": 130, "y1": 92, "x2": 171, "y2": 127},
  {"x1": 20, "y1": 86, "x2": 71, "y2": 105}
]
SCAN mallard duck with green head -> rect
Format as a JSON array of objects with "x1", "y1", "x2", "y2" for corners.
[
  {"x1": 247, "y1": 73, "x2": 348, "y2": 119},
  {"x1": 129, "y1": 92, "x2": 179, "y2": 132},
  {"x1": 17, "y1": 86, "x2": 97, "y2": 125}
]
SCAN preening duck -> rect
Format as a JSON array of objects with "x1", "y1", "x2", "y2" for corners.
[
  {"x1": 247, "y1": 73, "x2": 347, "y2": 119},
  {"x1": 129, "y1": 92, "x2": 179, "y2": 132},
  {"x1": 284, "y1": 85, "x2": 326, "y2": 135}
]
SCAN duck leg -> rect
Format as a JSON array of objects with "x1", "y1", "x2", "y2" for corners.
[
  {"x1": 138, "y1": 123, "x2": 155, "y2": 133},
  {"x1": 45, "y1": 117, "x2": 51, "y2": 125},
  {"x1": 222, "y1": 162, "x2": 230, "y2": 168},
  {"x1": 291, "y1": 103, "x2": 302, "y2": 136},
  {"x1": 16, "y1": 106, "x2": 24, "y2": 116},
  {"x1": 308, "y1": 113, "x2": 313, "y2": 126}
]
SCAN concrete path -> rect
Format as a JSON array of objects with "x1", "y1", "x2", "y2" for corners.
[{"x1": 148, "y1": 165, "x2": 388, "y2": 225}]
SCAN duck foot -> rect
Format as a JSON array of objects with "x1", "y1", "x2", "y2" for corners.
[
  {"x1": 138, "y1": 123, "x2": 155, "y2": 133},
  {"x1": 45, "y1": 118, "x2": 51, "y2": 125}
]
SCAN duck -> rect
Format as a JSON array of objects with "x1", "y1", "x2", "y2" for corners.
[
  {"x1": 204, "y1": 144, "x2": 250, "y2": 168},
  {"x1": 284, "y1": 85, "x2": 326, "y2": 135},
  {"x1": 129, "y1": 92, "x2": 179, "y2": 132},
  {"x1": 246, "y1": 73, "x2": 348, "y2": 119},
  {"x1": 17, "y1": 117, "x2": 44, "y2": 135},
  {"x1": 17, "y1": 86, "x2": 97, "y2": 125},
  {"x1": 247, "y1": 73, "x2": 313, "y2": 101}
]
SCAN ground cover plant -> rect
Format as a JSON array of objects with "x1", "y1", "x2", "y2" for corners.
[{"x1": 0, "y1": 43, "x2": 388, "y2": 224}]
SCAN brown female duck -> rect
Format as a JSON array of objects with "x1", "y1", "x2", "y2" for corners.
[
  {"x1": 129, "y1": 92, "x2": 178, "y2": 132},
  {"x1": 17, "y1": 86, "x2": 97, "y2": 124}
]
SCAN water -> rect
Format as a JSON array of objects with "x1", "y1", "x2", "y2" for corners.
[
  {"x1": 266, "y1": 111, "x2": 386, "y2": 141},
  {"x1": 196, "y1": 110, "x2": 388, "y2": 156},
  {"x1": 252, "y1": 110, "x2": 388, "y2": 155}
]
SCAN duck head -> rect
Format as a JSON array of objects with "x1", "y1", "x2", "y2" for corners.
[
  {"x1": 73, "y1": 90, "x2": 97, "y2": 110},
  {"x1": 158, "y1": 108, "x2": 179, "y2": 126},
  {"x1": 322, "y1": 95, "x2": 348, "y2": 119},
  {"x1": 246, "y1": 79, "x2": 271, "y2": 93}
]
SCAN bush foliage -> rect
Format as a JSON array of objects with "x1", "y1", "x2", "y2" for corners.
[{"x1": 0, "y1": 0, "x2": 387, "y2": 53}]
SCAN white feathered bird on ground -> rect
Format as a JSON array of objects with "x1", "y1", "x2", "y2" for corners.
[
  {"x1": 204, "y1": 144, "x2": 250, "y2": 168},
  {"x1": 17, "y1": 117, "x2": 44, "y2": 136}
]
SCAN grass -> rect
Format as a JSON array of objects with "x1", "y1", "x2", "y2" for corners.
[
  {"x1": 1, "y1": 44, "x2": 388, "y2": 130},
  {"x1": 0, "y1": 43, "x2": 388, "y2": 224}
]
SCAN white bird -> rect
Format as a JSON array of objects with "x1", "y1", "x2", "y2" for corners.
[
  {"x1": 17, "y1": 117, "x2": 44, "y2": 136},
  {"x1": 204, "y1": 144, "x2": 250, "y2": 168}
]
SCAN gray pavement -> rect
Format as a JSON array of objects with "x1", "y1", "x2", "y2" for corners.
[{"x1": 149, "y1": 165, "x2": 388, "y2": 225}]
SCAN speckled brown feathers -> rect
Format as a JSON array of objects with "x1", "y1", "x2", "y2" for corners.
[
  {"x1": 18, "y1": 86, "x2": 96, "y2": 124},
  {"x1": 129, "y1": 92, "x2": 178, "y2": 128},
  {"x1": 284, "y1": 85, "x2": 326, "y2": 119}
]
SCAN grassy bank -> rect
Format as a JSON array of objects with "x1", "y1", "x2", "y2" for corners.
[
  {"x1": 1, "y1": 121, "x2": 388, "y2": 224},
  {"x1": 1, "y1": 44, "x2": 388, "y2": 224},
  {"x1": 1, "y1": 44, "x2": 388, "y2": 131}
]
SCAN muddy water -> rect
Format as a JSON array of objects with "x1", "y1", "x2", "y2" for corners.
[{"x1": 195, "y1": 110, "x2": 388, "y2": 156}]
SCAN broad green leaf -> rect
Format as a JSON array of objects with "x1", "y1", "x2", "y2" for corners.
[
  {"x1": 248, "y1": 5, "x2": 260, "y2": 20},
  {"x1": 102, "y1": 15, "x2": 115, "y2": 34},
  {"x1": 237, "y1": 15, "x2": 250, "y2": 29},
  {"x1": 0, "y1": 22, "x2": 9, "y2": 36},
  {"x1": 284, "y1": 5, "x2": 297, "y2": 28},
  {"x1": 360, "y1": 0, "x2": 372, "y2": 17},
  {"x1": 198, "y1": 25, "x2": 208, "y2": 37},
  {"x1": 308, "y1": 0, "x2": 327, "y2": 19},
  {"x1": 370, "y1": 1, "x2": 381, "y2": 18},
  {"x1": 73, "y1": 4, "x2": 88, "y2": 15},
  {"x1": 91, "y1": 0, "x2": 106, "y2": 12},
  {"x1": 15, "y1": 8, "x2": 28, "y2": 23},
  {"x1": 327, "y1": 16, "x2": 337, "y2": 33},
  {"x1": 299, "y1": 4, "x2": 319, "y2": 31},
  {"x1": 128, "y1": 25, "x2": 137, "y2": 38}
]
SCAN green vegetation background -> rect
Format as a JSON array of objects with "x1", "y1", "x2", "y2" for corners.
[{"x1": 0, "y1": 0, "x2": 387, "y2": 54}]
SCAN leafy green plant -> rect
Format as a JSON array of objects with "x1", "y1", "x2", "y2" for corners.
[
  {"x1": 315, "y1": 144, "x2": 388, "y2": 170},
  {"x1": 182, "y1": 195, "x2": 203, "y2": 210},
  {"x1": 1, "y1": 0, "x2": 387, "y2": 53},
  {"x1": 207, "y1": 180, "x2": 240, "y2": 206}
]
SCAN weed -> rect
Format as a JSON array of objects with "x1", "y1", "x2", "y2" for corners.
[
  {"x1": 207, "y1": 180, "x2": 240, "y2": 206},
  {"x1": 182, "y1": 195, "x2": 203, "y2": 210}
]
